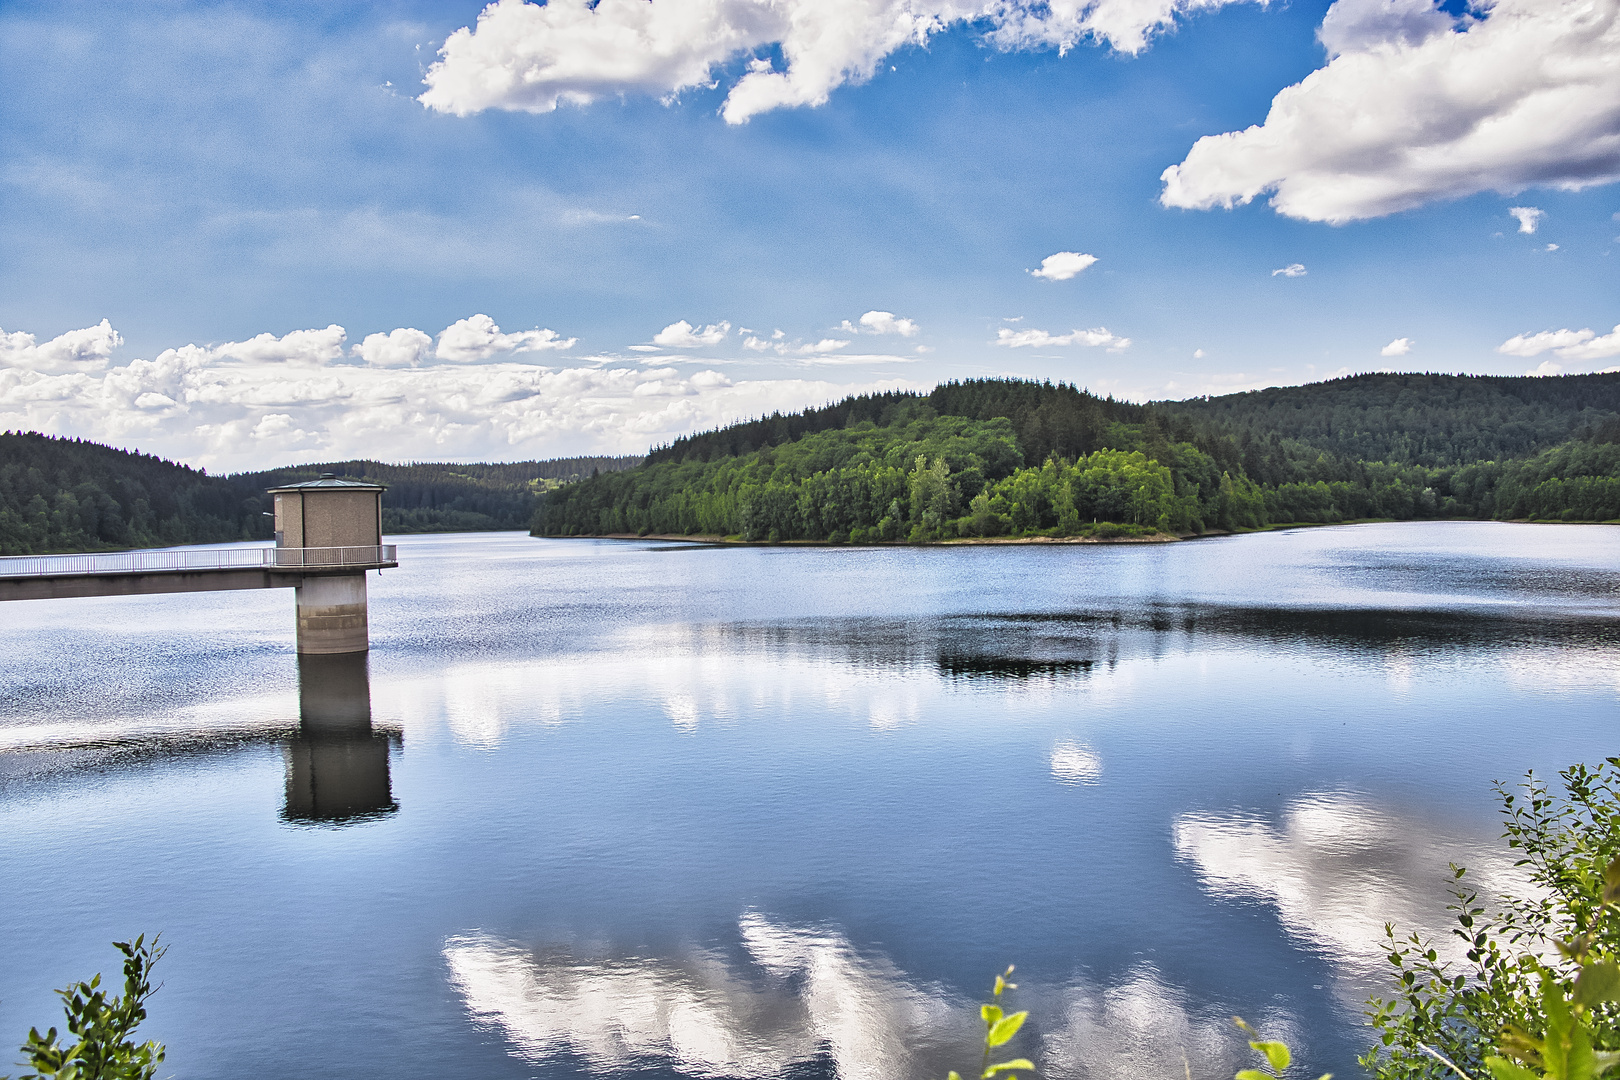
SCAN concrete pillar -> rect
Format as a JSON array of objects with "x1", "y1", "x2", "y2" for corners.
[
  {"x1": 295, "y1": 573, "x2": 369, "y2": 654},
  {"x1": 283, "y1": 652, "x2": 397, "y2": 824}
]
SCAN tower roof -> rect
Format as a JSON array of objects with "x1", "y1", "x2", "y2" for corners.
[{"x1": 266, "y1": 472, "x2": 387, "y2": 493}]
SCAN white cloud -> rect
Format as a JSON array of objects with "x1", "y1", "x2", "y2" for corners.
[
  {"x1": 215, "y1": 325, "x2": 349, "y2": 366},
  {"x1": 0, "y1": 319, "x2": 123, "y2": 374},
  {"x1": 841, "y1": 310, "x2": 920, "y2": 337},
  {"x1": 353, "y1": 327, "x2": 435, "y2": 368},
  {"x1": 653, "y1": 319, "x2": 732, "y2": 348},
  {"x1": 1028, "y1": 251, "x2": 1098, "y2": 281},
  {"x1": 1380, "y1": 336, "x2": 1413, "y2": 356},
  {"x1": 994, "y1": 326, "x2": 1131, "y2": 350},
  {"x1": 1271, "y1": 263, "x2": 1307, "y2": 277},
  {"x1": 1546, "y1": 242, "x2": 1560, "y2": 251},
  {"x1": 419, "y1": 0, "x2": 1263, "y2": 126},
  {"x1": 1161, "y1": 0, "x2": 1620, "y2": 223},
  {"x1": 1499, "y1": 323, "x2": 1620, "y2": 361},
  {"x1": 1193, "y1": 348, "x2": 1206, "y2": 358},
  {"x1": 437, "y1": 314, "x2": 576, "y2": 363},
  {"x1": 0, "y1": 320, "x2": 918, "y2": 472},
  {"x1": 1509, "y1": 206, "x2": 1545, "y2": 234}
]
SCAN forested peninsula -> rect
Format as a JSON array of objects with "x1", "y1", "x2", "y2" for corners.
[
  {"x1": 536, "y1": 374, "x2": 1620, "y2": 543},
  {"x1": 0, "y1": 433, "x2": 638, "y2": 555}
]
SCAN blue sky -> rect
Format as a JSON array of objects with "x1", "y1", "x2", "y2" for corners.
[{"x1": 2, "y1": 0, "x2": 1617, "y2": 469}]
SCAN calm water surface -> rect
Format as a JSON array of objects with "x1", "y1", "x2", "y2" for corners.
[{"x1": 2, "y1": 523, "x2": 1617, "y2": 1079}]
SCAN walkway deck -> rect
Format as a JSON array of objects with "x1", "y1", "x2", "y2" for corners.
[{"x1": 0, "y1": 545, "x2": 398, "y2": 602}]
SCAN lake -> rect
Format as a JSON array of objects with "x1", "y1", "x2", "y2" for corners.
[{"x1": 2, "y1": 522, "x2": 1617, "y2": 1080}]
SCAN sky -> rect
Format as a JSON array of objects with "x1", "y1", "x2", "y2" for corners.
[{"x1": 1, "y1": 0, "x2": 1617, "y2": 471}]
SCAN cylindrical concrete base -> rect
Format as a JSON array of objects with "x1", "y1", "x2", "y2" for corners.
[{"x1": 295, "y1": 573, "x2": 369, "y2": 654}]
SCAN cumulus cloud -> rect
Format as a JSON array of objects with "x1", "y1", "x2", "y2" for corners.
[
  {"x1": 1380, "y1": 336, "x2": 1413, "y2": 356},
  {"x1": 1499, "y1": 323, "x2": 1620, "y2": 361},
  {"x1": 215, "y1": 325, "x2": 349, "y2": 366},
  {"x1": 1509, "y1": 206, "x2": 1546, "y2": 234},
  {"x1": 653, "y1": 320, "x2": 732, "y2": 348},
  {"x1": 1272, "y1": 263, "x2": 1307, "y2": 277},
  {"x1": 0, "y1": 319, "x2": 918, "y2": 472},
  {"x1": 419, "y1": 0, "x2": 1263, "y2": 126},
  {"x1": 1028, "y1": 251, "x2": 1099, "y2": 280},
  {"x1": 840, "y1": 310, "x2": 920, "y2": 337},
  {"x1": 1160, "y1": 0, "x2": 1620, "y2": 223},
  {"x1": 354, "y1": 327, "x2": 434, "y2": 368},
  {"x1": 995, "y1": 326, "x2": 1131, "y2": 349},
  {"x1": 437, "y1": 314, "x2": 576, "y2": 363},
  {"x1": 0, "y1": 319, "x2": 123, "y2": 374}
]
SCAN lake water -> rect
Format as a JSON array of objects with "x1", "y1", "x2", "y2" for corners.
[{"x1": 2, "y1": 523, "x2": 1617, "y2": 1080}]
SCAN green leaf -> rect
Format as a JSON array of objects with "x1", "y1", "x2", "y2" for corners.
[
  {"x1": 1251, "y1": 1040, "x2": 1291, "y2": 1073},
  {"x1": 1574, "y1": 963, "x2": 1620, "y2": 1007},
  {"x1": 1603, "y1": 856, "x2": 1620, "y2": 908},
  {"x1": 1592, "y1": 1051, "x2": 1620, "y2": 1078},
  {"x1": 949, "y1": 1071, "x2": 963, "y2": 1080},
  {"x1": 983, "y1": 1059, "x2": 1036, "y2": 1077},
  {"x1": 1486, "y1": 1058, "x2": 1542, "y2": 1080},
  {"x1": 987, "y1": 1011, "x2": 1028, "y2": 1047},
  {"x1": 982, "y1": 1004, "x2": 1003, "y2": 1024}
]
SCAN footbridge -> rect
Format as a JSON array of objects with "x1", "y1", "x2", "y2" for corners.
[{"x1": 0, "y1": 475, "x2": 396, "y2": 654}]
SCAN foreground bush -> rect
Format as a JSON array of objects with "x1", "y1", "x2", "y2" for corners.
[
  {"x1": 5, "y1": 936, "x2": 165, "y2": 1080},
  {"x1": 1366, "y1": 760, "x2": 1620, "y2": 1080}
]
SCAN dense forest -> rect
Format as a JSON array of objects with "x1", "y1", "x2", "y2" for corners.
[
  {"x1": 539, "y1": 374, "x2": 1620, "y2": 541},
  {"x1": 0, "y1": 432, "x2": 639, "y2": 555},
  {"x1": 10, "y1": 369, "x2": 1620, "y2": 555}
]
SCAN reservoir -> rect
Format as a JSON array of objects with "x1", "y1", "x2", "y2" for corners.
[{"x1": 2, "y1": 522, "x2": 1617, "y2": 1079}]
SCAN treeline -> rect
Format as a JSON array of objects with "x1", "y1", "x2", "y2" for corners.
[
  {"x1": 0, "y1": 432, "x2": 641, "y2": 555},
  {"x1": 540, "y1": 404, "x2": 1268, "y2": 541},
  {"x1": 1153, "y1": 371, "x2": 1620, "y2": 466},
  {"x1": 248, "y1": 456, "x2": 641, "y2": 534},
  {"x1": 538, "y1": 375, "x2": 1620, "y2": 541},
  {"x1": 0, "y1": 433, "x2": 263, "y2": 556}
]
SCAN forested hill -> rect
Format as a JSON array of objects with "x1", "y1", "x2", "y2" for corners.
[
  {"x1": 0, "y1": 432, "x2": 640, "y2": 555},
  {"x1": 648, "y1": 381, "x2": 1143, "y2": 467},
  {"x1": 539, "y1": 374, "x2": 1620, "y2": 541},
  {"x1": 1151, "y1": 372, "x2": 1620, "y2": 467}
]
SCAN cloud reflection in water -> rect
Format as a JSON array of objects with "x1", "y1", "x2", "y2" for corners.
[
  {"x1": 445, "y1": 912, "x2": 958, "y2": 1080},
  {"x1": 446, "y1": 913, "x2": 1288, "y2": 1080},
  {"x1": 1173, "y1": 792, "x2": 1531, "y2": 997}
]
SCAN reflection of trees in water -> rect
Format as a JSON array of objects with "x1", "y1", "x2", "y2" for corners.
[
  {"x1": 689, "y1": 601, "x2": 1620, "y2": 684},
  {"x1": 444, "y1": 913, "x2": 1268, "y2": 1080}
]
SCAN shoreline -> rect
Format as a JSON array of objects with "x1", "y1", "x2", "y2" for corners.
[
  {"x1": 536, "y1": 517, "x2": 1620, "y2": 548},
  {"x1": 558, "y1": 531, "x2": 1184, "y2": 546}
]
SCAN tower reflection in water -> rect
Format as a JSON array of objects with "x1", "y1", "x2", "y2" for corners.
[{"x1": 282, "y1": 652, "x2": 399, "y2": 825}]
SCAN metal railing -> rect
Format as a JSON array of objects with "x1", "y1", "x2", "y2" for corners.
[{"x1": 0, "y1": 545, "x2": 397, "y2": 579}]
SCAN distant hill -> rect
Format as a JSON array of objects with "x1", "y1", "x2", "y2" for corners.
[
  {"x1": 1150, "y1": 371, "x2": 1620, "y2": 467},
  {"x1": 245, "y1": 456, "x2": 641, "y2": 535},
  {"x1": 0, "y1": 432, "x2": 640, "y2": 555}
]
